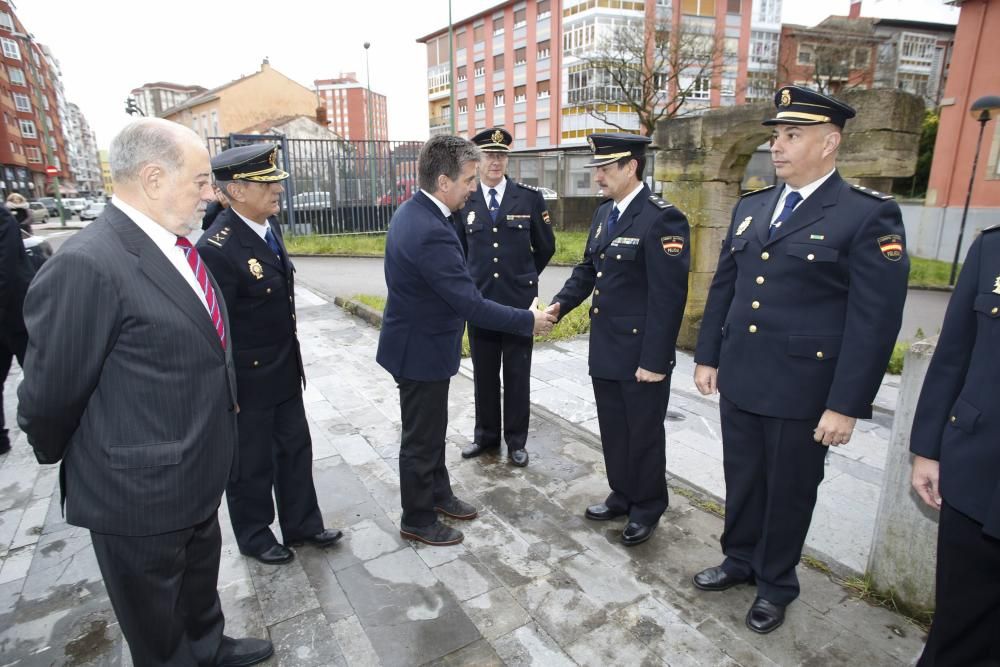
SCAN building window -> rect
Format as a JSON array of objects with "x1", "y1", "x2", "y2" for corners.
[
  {"x1": 681, "y1": 0, "x2": 715, "y2": 17},
  {"x1": 538, "y1": 0, "x2": 551, "y2": 18},
  {"x1": 474, "y1": 60, "x2": 485, "y2": 77},
  {"x1": 19, "y1": 119, "x2": 36, "y2": 138},
  {"x1": 537, "y1": 79, "x2": 550, "y2": 98},
  {"x1": 493, "y1": 16, "x2": 504, "y2": 36},
  {"x1": 750, "y1": 31, "x2": 779, "y2": 67},
  {"x1": 211, "y1": 110, "x2": 219, "y2": 136},
  {"x1": 681, "y1": 75, "x2": 711, "y2": 100},
  {"x1": 458, "y1": 99, "x2": 468, "y2": 113},
  {"x1": 494, "y1": 54, "x2": 505, "y2": 71},
  {"x1": 0, "y1": 11, "x2": 13, "y2": 31},
  {"x1": 537, "y1": 40, "x2": 550, "y2": 60},
  {"x1": 514, "y1": 8, "x2": 527, "y2": 28},
  {"x1": 797, "y1": 43, "x2": 814, "y2": 65},
  {"x1": 755, "y1": 0, "x2": 779, "y2": 23},
  {"x1": 473, "y1": 24, "x2": 485, "y2": 43},
  {"x1": 514, "y1": 47, "x2": 527, "y2": 65},
  {"x1": 853, "y1": 47, "x2": 870, "y2": 68},
  {"x1": 12, "y1": 92, "x2": 30, "y2": 112},
  {"x1": 475, "y1": 95, "x2": 485, "y2": 111},
  {"x1": 899, "y1": 32, "x2": 936, "y2": 68},
  {"x1": 514, "y1": 85, "x2": 527, "y2": 103},
  {"x1": 1, "y1": 37, "x2": 20, "y2": 60},
  {"x1": 457, "y1": 65, "x2": 467, "y2": 82},
  {"x1": 26, "y1": 146, "x2": 42, "y2": 163},
  {"x1": 8, "y1": 67, "x2": 25, "y2": 86},
  {"x1": 494, "y1": 91, "x2": 505, "y2": 107},
  {"x1": 727, "y1": 0, "x2": 741, "y2": 12}
]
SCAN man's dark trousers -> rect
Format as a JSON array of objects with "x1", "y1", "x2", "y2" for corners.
[
  {"x1": 468, "y1": 324, "x2": 532, "y2": 451},
  {"x1": 227, "y1": 394, "x2": 323, "y2": 553},
  {"x1": 90, "y1": 512, "x2": 225, "y2": 666},
  {"x1": 396, "y1": 377, "x2": 453, "y2": 527}
]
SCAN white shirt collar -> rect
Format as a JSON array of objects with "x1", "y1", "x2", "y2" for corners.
[
  {"x1": 420, "y1": 189, "x2": 453, "y2": 219},
  {"x1": 230, "y1": 205, "x2": 271, "y2": 240},
  {"x1": 481, "y1": 177, "x2": 507, "y2": 203},
  {"x1": 615, "y1": 182, "x2": 646, "y2": 215},
  {"x1": 111, "y1": 195, "x2": 181, "y2": 252}
]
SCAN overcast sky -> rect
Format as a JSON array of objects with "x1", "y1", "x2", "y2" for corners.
[{"x1": 17, "y1": 0, "x2": 958, "y2": 150}]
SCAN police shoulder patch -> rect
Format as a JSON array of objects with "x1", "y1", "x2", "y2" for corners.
[
  {"x1": 740, "y1": 185, "x2": 775, "y2": 198},
  {"x1": 516, "y1": 182, "x2": 539, "y2": 192},
  {"x1": 852, "y1": 184, "x2": 894, "y2": 200},
  {"x1": 648, "y1": 194, "x2": 672, "y2": 210},
  {"x1": 205, "y1": 225, "x2": 233, "y2": 248}
]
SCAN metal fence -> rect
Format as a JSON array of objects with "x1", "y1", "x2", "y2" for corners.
[{"x1": 206, "y1": 135, "x2": 422, "y2": 236}]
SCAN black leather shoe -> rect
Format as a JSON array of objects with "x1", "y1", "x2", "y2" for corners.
[
  {"x1": 509, "y1": 448, "x2": 529, "y2": 467},
  {"x1": 584, "y1": 503, "x2": 627, "y2": 521},
  {"x1": 693, "y1": 565, "x2": 753, "y2": 592},
  {"x1": 622, "y1": 521, "x2": 655, "y2": 546},
  {"x1": 287, "y1": 528, "x2": 343, "y2": 548},
  {"x1": 746, "y1": 597, "x2": 786, "y2": 634},
  {"x1": 461, "y1": 442, "x2": 500, "y2": 458},
  {"x1": 434, "y1": 496, "x2": 478, "y2": 520},
  {"x1": 245, "y1": 544, "x2": 294, "y2": 565},
  {"x1": 216, "y1": 635, "x2": 274, "y2": 666},
  {"x1": 400, "y1": 521, "x2": 464, "y2": 546}
]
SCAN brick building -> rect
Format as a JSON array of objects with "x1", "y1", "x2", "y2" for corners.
[{"x1": 315, "y1": 73, "x2": 388, "y2": 141}]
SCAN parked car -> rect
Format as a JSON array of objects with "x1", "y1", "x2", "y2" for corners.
[
  {"x1": 290, "y1": 191, "x2": 331, "y2": 211},
  {"x1": 80, "y1": 202, "x2": 106, "y2": 221},
  {"x1": 62, "y1": 198, "x2": 87, "y2": 217},
  {"x1": 538, "y1": 187, "x2": 558, "y2": 200},
  {"x1": 377, "y1": 179, "x2": 417, "y2": 206},
  {"x1": 22, "y1": 229, "x2": 52, "y2": 271},
  {"x1": 38, "y1": 197, "x2": 59, "y2": 217},
  {"x1": 28, "y1": 201, "x2": 48, "y2": 223}
]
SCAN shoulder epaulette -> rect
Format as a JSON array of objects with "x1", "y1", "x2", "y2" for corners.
[
  {"x1": 648, "y1": 194, "x2": 672, "y2": 210},
  {"x1": 516, "y1": 182, "x2": 539, "y2": 192},
  {"x1": 204, "y1": 225, "x2": 233, "y2": 248},
  {"x1": 851, "y1": 184, "x2": 894, "y2": 200},
  {"x1": 982, "y1": 223, "x2": 1000, "y2": 233},
  {"x1": 740, "y1": 185, "x2": 775, "y2": 198}
]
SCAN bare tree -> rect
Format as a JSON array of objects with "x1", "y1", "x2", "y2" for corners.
[{"x1": 574, "y1": 17, "x2": 728, "y2": 136}]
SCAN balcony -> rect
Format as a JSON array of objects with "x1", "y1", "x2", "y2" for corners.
[{"x1": 429, "y1": 114, "x2": 453, "y2": 136}]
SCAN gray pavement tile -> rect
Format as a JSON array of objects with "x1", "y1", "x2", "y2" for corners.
[
  {"x1": 330, "y1": 615, "x2": 382, "y2": 667},
  {"x1": 510, "y1": 569, "x2": 609, "y2": 646},
  {"x1": 820, "y1": 598, "x2": 927, "y2": 665},
  {"x1": 613, "y1": 595, "x2": 736, "y2": 667},
  {"x1": 10, "y1": 496, "x2": 51, "y2": 550},
  {"x1": 564, "y1": 621, "x2": 666, "y2": 666},
  {"x1": 431, "y1": 552, "x2": 502, "y2": 602},
  {"x1": 247, "y1": 555, "x2": 320, "y2": 627},
  {"x1": 461, "y1": 587, "x2": 531, "y2": 642},
  {"x1": 312, "y1": 455, "x2": 370, "y2": 516},
  {"x1": 0, "y1": 507, "x2": 22, "y2": 557},
  {"x1": 561, "y1": 551, "x2": 649, "y2": 608},
  {"x1": 492, "y1": 623, "x2": 575, "y2": 667},
  {"x1": 314, "y1": 500, "x2": 404, "y2": 573},
  {"x1": 20, "y1": 526, "x2": 102, "y2": 601},
  {"x1": 351, "y1": 458, "x2": 404, "y2": 521},
  {"x1": 423, "y1": 638, "x2": 504, "y2": 666},
  {"x1": 804, "y1": 632, "x2": 912, "y2": 666},
  {"x1": 0, "y1": 463, "x2": 37, "y2": 513},
  {"x1": 269, "y1": 607, "x2": 347, "y2": 666},
  {"x1": 297, "y1": 547, "x2": 354, "y2": 624}
]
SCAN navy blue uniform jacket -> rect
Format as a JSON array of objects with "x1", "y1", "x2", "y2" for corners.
[
  {"x1": 553, "y1": 185, "x2": 690, "y2": 381},
  {"x1": 198, "y1": 208, "x2": 304, "y2": 411},
  {"x1": 377, "y1": 191, "x2": 534, "y2": 382},
  {"x1": 694, "y1": 172, "x2": 909, "y2": 420},
  {"x1": 910, "y1": 229, "x2": 1000, "y2": 538},
  {"x1": 455, "y1": 177, "x2": 556, "y2": 309}
]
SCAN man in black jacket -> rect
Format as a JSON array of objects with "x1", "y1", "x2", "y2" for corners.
[{"x1": 0, "y1": 203, "x2": 32, "y2": 455}]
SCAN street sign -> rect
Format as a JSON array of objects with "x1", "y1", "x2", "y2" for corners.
[{"x1": 44, "y1": 165, "x2": 58, "y2": 175}]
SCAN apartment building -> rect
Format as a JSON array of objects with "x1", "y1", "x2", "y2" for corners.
[
  {"x1": 66, "y1": 102, "x2": 101, "y2": 193},
  {"x1": 129, "y1": 81, "x2": 207, "y2": 118},
  {"x1": 315, "y1": 73, "x2": 388, "y2": 141}
]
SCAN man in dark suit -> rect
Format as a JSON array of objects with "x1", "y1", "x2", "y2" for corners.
[
  {"x1": 692, "y1": 86, "x2": 910, "y2": 634},
  {"x1": 456, "y1": 128, "x2": 556, "y2": 467},
  {"x1": 0, "y1": 202, "x2": 32, "y2": 455},
  {"x1": 199, "y1": 143, "x2": 341, "y2": 565},
  {"x1": 546, "y1": 133, "x2": 690, "y2": 547},
  {"x1": 910, "y1": 226, "x2": 1000, "y2": 666},
  {"x1": 377, "y1": 135, "x2": 555, "y2": 547},
  {"x1": 17, "y1": 119, "x2": 272, "y2": 666}
]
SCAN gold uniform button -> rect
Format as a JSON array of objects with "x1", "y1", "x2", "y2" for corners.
[
  {"x1": 528, "y1": 280, "x2": 533, "y2": 285},
  {"x1": 493, "y1": 242, "x2": 499, "y2": 248},
  {"x1": 493, "y1": 272, "x2": 499, "y2": 278},
  {"x1": 992, "y1": 307, "x2": 999, "y2": 315},
  {"x1": 751, "y1": 300, "x2": 760, "y2": 309},
  {"x1": 593, "y1": 307, "x2": 599, "y2": 314},
  {"x1": 632, "y1": 328, "x2": 638, "y2": 334},
  {"x1": 253, "y1": 360, "x2": 259, "y2": 367},
  {"x1": 616, "y1": 254, "x2": 622, "y2": 260},
  {"x1": 292, "y1": 314, "x2": 296, "y2": 320},
  {"x1": 597, "y1": 272, "x2": 603, "y2": 278},
  {"x1": 493, "y1": 227, "x2": 498, "y2": 232},
  {"x1": 756, "y1": 276, "x2": 765, "y2": 285},
  {"x1": 807, "y1": 253, "x2": 815, "y2": 261},
  {"x1": 761, "y1": 252, "x2": 770, "y2": 260},
  {"x1": 594, "y1": 289, "x2": 600, "y2": 296},
  {"x1": 600, "y1": 253, "x2": 606, "y2": 259},
  {"x1": 493, "y1": 257, "x2": 499, "y2": 263},
  {"x1": 518, "y1": 224, "x2": 523, "y2": 229},
  {"x1": 266, "y1": 288, "x2": 272, "y2": 294},
  {"x1": 816, "y1": 351, "x2": 824, "y2": 359},
  {"x1": 748, "y1": 324, "x2": 757, "y2": 333},
  {"x1": 950, "y1": 415, "x2": 957, "y2": 423}
]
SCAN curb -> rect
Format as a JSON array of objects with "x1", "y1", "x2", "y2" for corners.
[{"x1": 332, "y1": 296, "x2": 383, "y2": 329}]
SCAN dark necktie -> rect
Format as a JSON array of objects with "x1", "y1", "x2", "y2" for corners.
[
  {"x1": 606, "y1": 206, "x2": 620, "y2": 239},
  {"x1": 488, "y1": 188, "x2": 500, "y2": 222},
  {"x1": 264, "y1": 226, "x2": 283, "y2": 262},
  {"x1": 769, "y1": 191, "x2": 803, "y2": 239},
  {"x1": 175, "y1": 237, "x2": 226, "y2": 348}
]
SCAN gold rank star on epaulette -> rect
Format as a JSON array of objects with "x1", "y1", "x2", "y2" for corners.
[
  {"x1": 205, "y1": 226, "x2": 232, "y2": 248},
  {"x1": 648, "y1": 194, "x2": 672, "y2": 210},
  {"x1": 851, "y1": 184, "x2": 894, "y2": 200},
  {"x1": 740, "y1": 185, "x2": 775, "y2": 198},
  {"x1": 516, "y1": 182, "x2": 539, "y2": 192}
]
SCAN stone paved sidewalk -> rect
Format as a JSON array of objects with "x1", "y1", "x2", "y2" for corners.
[{"x1": 0, "y1": 288, "x2": 925, "y2": 666}]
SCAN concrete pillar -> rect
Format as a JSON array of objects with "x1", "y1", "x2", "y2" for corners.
[{"x1": 868, "y1": 337, "x2": 940, "y2": 611}]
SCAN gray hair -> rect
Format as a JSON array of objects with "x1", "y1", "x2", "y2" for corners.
[
  {"x1": 109, "y1": 119, "x2": 188, "y2": 184},
  {"x1": 418, "y1": 135, "x2": 481, "y2": 193},
  {"x1": 214, "y1": 179, "x2": 236, "y2": 199}
]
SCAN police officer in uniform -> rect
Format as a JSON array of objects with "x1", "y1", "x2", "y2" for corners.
[
  {"x1": 198, "y1": 144, "x2": 342, "y2": 565},
  {"x1": 456, "y1": 128, "x2": 556, "y2": 467},
  {"x1": 692, "y1": 86, "x2": 909, "y2": 633},
  {"x1": 547, "y1": 133, "x2": 690, "y2": 546},
  {"x1": 910, "y1": 226, "x2": 1000, "y2": 666}
]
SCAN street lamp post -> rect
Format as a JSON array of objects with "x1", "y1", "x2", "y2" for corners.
[
  {"x1": 14, "y1": 31, "x2": 66, "y2": 226},
  {"x1": 949, "y1": 94, "x2": 1000, "y2": 286},
  {"x1": 363, "y1": 42, "x2": 378, "y2": 205}
]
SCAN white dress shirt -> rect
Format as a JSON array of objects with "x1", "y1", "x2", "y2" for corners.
[
  {"x1": 112, "y1": 196, "x2": 210, "y2": 314},
  {"x1": 769, "y1": 169, "x2": 836, "y2": 225},
  {"x1": 481, "y1": 178, "x2": 507, "y2": 208},
  {"x1": 231, "y1": 206, "x2": 273, "y2": 241},
  {"x1": 420, "y1": 189, "x2": 454, "y2": 219},
  {"x1": 613, "y1": 183, "x2": 646, "y2": 218}
]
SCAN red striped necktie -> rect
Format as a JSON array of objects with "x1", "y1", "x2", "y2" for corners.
[{"x1": 175, "y1": 236, "x2": 226, "y2": 348}]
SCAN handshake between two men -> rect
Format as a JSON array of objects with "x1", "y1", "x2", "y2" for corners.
[{"x1": 529, "y1": 297, "x2": 557, "y2": 336}]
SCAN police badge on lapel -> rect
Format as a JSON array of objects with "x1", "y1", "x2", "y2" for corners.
[{"x1": 248, "y1": 258, "x2": 264, "y2": 279}]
